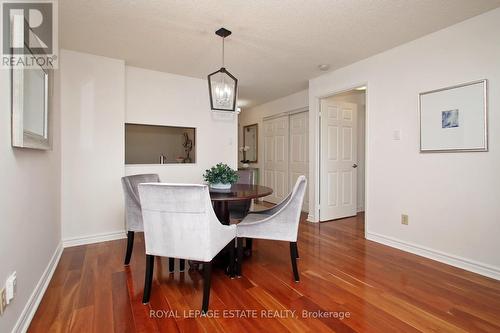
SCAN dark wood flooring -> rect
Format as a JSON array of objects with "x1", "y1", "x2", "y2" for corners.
[{"x1": 28, "y1": 213, "x2": 500, "y2": 332}]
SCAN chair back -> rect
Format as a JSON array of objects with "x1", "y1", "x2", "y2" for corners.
[
  {"x1": 272, "y1": 175, "x2": 307, "y2": 241},
  {"x1": 228, "y1": 169, "x2": 255, "y2": 219},
  {"x1": 121, "y1": 174, "x2": 160, "y2": 231},
  {"x1": 138, "y1": 183, "x2": 225, "y2": 261},
  {"x1": 237, "y1": 169, "x2": 254, "y2": 185}
]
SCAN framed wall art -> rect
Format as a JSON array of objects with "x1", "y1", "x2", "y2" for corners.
[{"x1": 419, "y1": 79, "x2": 488, "y2": 152}]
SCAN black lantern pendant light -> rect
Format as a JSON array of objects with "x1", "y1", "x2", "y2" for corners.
[{"x1": 208, "y1": 28, "x2": 238, "y2": 111}]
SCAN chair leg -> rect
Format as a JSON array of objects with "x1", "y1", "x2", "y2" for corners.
[
  {"x1": 228, "y1": 239, "x2": 235, "y2": 278},
  {"x1": 296, "y1": 244, "x2": 300, "y2": 259},
  {"x1": 244, "y1": 238, "x2": 253, "y2": 256},
  {"x1": 124, "y1": 231, "x2": 134, "y2": 265},
  {"x1": 179, "y1": 259, "x2": 185, "y2": 272},
  {"x1": 202, "y1": 261, "x2": 212, "y2": 314},
  {"x1": 290, "y1": 242, "x2": 300, "y2": 282},
  {"x1": 237, "y1": 238, "x2": 244, "y2": 277},
  {"x1": 169, "y1": 258, "x2": 175, "y2": 272},
  {"x1": 142, "y1": 254, "x2": 155, "y2": 304}
]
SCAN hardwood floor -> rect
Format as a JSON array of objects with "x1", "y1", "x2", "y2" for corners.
[{"x1": 29, "y1": 213, "x2": 500, "y2": 332}]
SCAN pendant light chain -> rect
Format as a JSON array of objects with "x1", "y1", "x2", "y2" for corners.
[{"x1": 221, "y1": 37, "x2": 225, "y2": 68}]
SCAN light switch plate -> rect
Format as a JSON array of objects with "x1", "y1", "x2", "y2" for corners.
[
  {"x1": 6, "y1": 272, "x2": 16, "y2": 304},
  {"x1": 401, "y1": 214, "x2": 409, "y2": 225},
  {"x1": 0, "y1": 287, "x2": 6, "y2": 315}
]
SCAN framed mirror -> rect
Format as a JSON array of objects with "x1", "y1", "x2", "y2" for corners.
[
  {"x1": 11, "y1": 65, "x2": 51, "y2": 150},
  {"x1": 11, "y1": 23, "x2": 52, "y2": 150},
  {"x1": 242, "y1": 123, "x2": 258, "y2": 163}
]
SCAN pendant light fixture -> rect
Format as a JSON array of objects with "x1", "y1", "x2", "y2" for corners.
[{"x1": 208, "y1": 27, "x2": 238, "y2": 111}]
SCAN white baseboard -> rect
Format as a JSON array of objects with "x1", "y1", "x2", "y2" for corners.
[
  {"x1": 12, "y1": 242, "x2": 63, "y2": 333},
  {"x1": 63, "y1": 230, "x2": 126, "y2": 248},
  {"x1": 306, "y1": 213, "x2": 318, "y2": 223},
  {"x1": 366, "y1": 232, "x2": 500, "y2": 281}
]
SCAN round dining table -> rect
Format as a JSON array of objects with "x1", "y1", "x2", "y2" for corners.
[{"x1": 209, "y1": 184, "x2": 273, "y2": 225}]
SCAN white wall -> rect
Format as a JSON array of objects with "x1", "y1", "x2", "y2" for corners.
[
  {"x1": 60, "y1": 50, "x2": 125, "y2": 244},
  {"x1": 0, "y1": 68, "x2": 61, "y2": 331},
  {"x1": 309, "y1": 8, "x2": 500, "y2": 278},
  {"x1": 59, "y1": 54, "x2": 237, "y2": 245},
  {"x1": 238, "y1": 89, "x2": 308, "y2": 174},
  {"x1": 125, "y1": 66, "x2": 237, "y2": 182}
]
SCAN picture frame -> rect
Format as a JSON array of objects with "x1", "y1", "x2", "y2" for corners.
[
  {"x1": 419, "y1": 79, "x2": 488, "y2": 153},
  {"x1": 11, "y1": 13, "x2": 53, "y2": 150},
  {"x1": 243, "y1": 123, "x2": 258, "y2": 163}
]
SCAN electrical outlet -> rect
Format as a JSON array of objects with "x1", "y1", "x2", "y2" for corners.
[
  {"x1": 401, "y1": 214, "x2": 409, "y2": 225},
  {"x1": 0, "y1": 287, "x2": 6, "y2": 315}
]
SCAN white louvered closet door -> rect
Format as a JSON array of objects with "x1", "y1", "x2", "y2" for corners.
[
  {"x1": 289, "y1": 112, "x2": 309, "y2": 211},
  {"x1": 263, "y1": 116, "x2": 289, "y2": 204}
]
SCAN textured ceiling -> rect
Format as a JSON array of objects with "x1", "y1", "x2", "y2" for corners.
[{"x1": 60, "y1": 0, "x2": 500, "y2": 108}]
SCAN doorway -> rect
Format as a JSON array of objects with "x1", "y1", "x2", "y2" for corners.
[{"x1": 319, "y1": 87, "x2": 366, "y2": 221}]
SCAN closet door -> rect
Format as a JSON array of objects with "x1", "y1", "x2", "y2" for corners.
[
  {"x1": 263, "y1": 116, "x2": 289, "y2": 204},
  {"x1": 263, "y1": 119, "x2": 275, "y2": 202},
  {"x1": 273, "y1": 116, "x2": 289, "y2": 202},
  {"x1": 289, "y1": 112, "x2": 309, "y2": 211}
]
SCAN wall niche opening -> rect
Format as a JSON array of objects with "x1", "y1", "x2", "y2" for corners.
[{"x1": 125, "y1": 123, "x2": 196, "y2": 164}]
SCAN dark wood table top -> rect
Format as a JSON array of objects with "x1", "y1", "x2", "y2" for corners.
[{"x1": 209, "y1": 184, "x2": 273, "y2": 202}]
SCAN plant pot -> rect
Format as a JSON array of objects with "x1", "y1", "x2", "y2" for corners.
[{"x1": 209, "y1": 183, "x2": 232, "y2": 190}]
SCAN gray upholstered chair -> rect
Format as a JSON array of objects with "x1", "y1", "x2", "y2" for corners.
[
  {"x1": 228, "y1": 169, "x2": 254, "y2": 220},
  {"x1": 121, "y1": 174, "x2": 180, "y2": 271},
  {"x1": 138, "y1": 183, "x2": 236, "y2": 313},
  {"x1": 236, "y1": 176, "x2": 307, "y2": 282},
  {"x1": 228, "y1": 170, "x2": 255, "y2": 254}
]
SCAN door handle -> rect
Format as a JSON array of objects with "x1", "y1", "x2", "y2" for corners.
[{"x1": 352, "y1": 164, "x2": 358, "y2": 168}]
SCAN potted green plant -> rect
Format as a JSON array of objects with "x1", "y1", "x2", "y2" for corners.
[{"x1": 203, "y1": 163, "x2": 239, "y2": 190}]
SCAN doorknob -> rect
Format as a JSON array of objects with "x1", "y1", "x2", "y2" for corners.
[{"x1": 352, "y1": 164, "x2": 358, "y2": 168}]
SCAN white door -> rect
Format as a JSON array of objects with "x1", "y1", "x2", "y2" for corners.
[
  {"x1": 320, "y1": 100, "x2": 358, "y2": 221},
  {"x1": 263, "y1": 119, "x2": 275, "y2": 202},
  {"x1": 263, "y1": 116, "x2": 289, "y2": 204},
  {"x1": 289, "y1": 112, "x2": 309, "y2": 211}
]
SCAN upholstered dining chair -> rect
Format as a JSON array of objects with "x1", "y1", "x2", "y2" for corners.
[
  {"x1": 228, "y1": 170, "x2": 255, "y2": 254},
  {"x1": 138, "y1": 183, "x2": 236, "y2": 313},
  {"x1": 236, "y1": 176, "x2": 307, "y2": 282},
  {"x1": 228, "y1": 169, "x2": 254, "y2": 220},
  {"x1": 121, "y1": 174, "x2": 181, "y2": 272}
]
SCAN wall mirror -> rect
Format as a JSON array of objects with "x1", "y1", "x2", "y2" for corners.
[
  {"x1": 11, "y1": 61, "x2": 52, "y2": 150},
  {"x1": 125, "y1": 123, "x2": 196, "y2": 164},
  {"x1": 242, "y1": 123, "x2": 258, "y2": 163},
  {"x1": 11, "y1": 13, "x2": 52, "y2": 150}
]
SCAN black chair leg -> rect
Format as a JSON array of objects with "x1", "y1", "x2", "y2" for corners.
[
  {"x1": 179, "y1": 259, "x2": 185, "y2": 272},
  {"x1": 228, "y1": 239, "x2": 235, "y2": 278},
  {"x1": 124, "y1": 231, "x2": 134, "y2": 265},
  {"x1": 237, "y1": 238, "x2": 244, "y2": 277},
  {"x1": 244, "y1": 238, "x2": 253, "y2": 256},
  {"x1": 142, "y1": 254, "x2": 154, "y2": 304},
  {"x1": 169, "y1": 258, "x2": 175, "y2": 272},
  {"x1": 296, "y1": 244, "x2": 300, "y2": 259},
  {"x1": 290, "y1": 242, "x2": 300, "y2": 282},
  {"x1": 202, "y1": 261, "x2": 212, "y2": 314}
]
